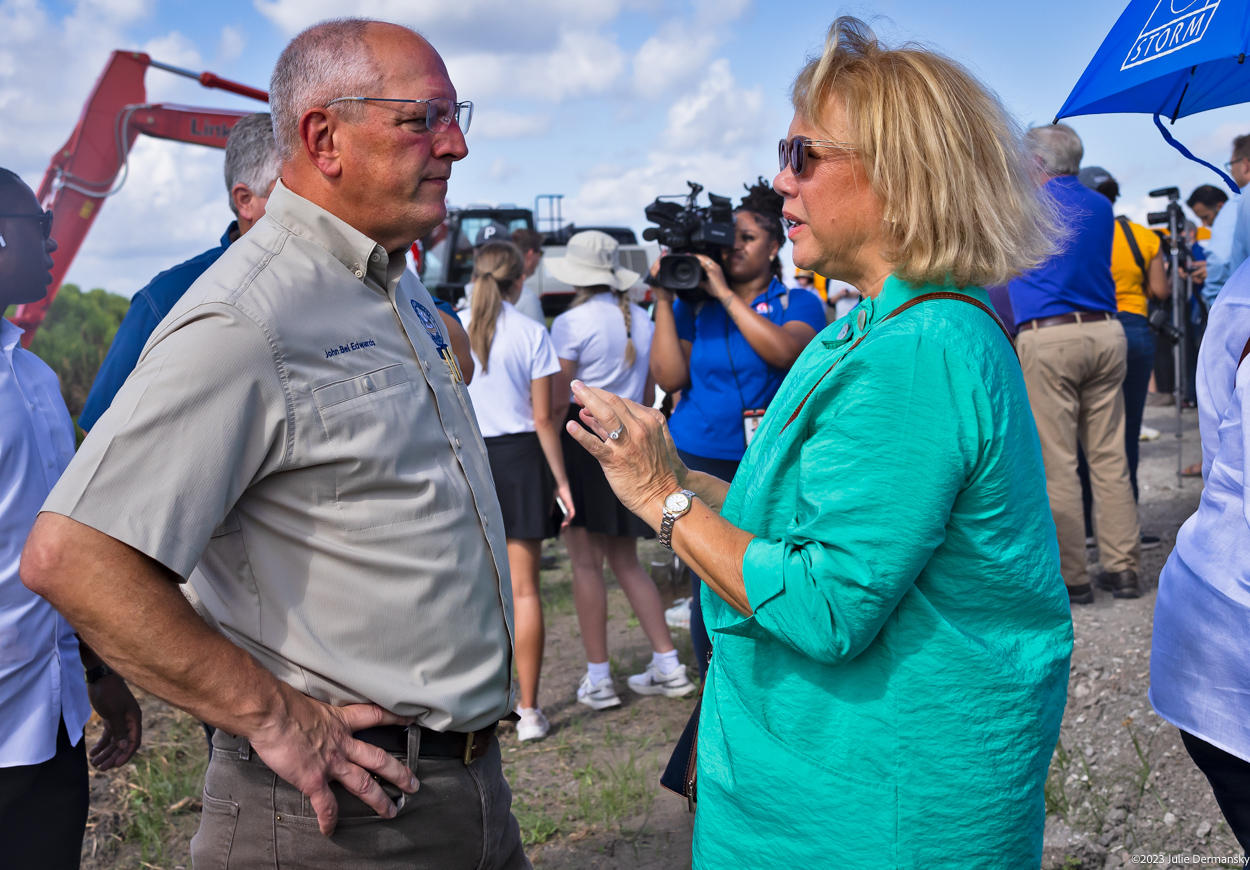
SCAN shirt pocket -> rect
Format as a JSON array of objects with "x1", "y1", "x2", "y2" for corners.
[{"x1": 311, "y1": 364, "x2": 462, "y2": 532}]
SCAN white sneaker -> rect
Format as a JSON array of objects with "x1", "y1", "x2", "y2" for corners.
[
  {"x1": 577, "y1": 674, "x2": 622, "y2": 710},
  {"x1": 628, "y1": 662, "x2": 696, "y2": 698},
  {"x1": 665, "y1": 598, "x2": 691, "y2": 631},
  {"x1": 515, "y1": 708, "x2": 549, "y2": 742}
]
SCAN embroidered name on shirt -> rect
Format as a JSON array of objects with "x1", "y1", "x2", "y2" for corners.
[{"x1": 325, "y1": 339, "x2": 377, "y2": 359}]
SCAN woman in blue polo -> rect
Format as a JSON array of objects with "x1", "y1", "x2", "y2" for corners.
[{"x1": 650, "y1": 179, "x2": 827, "y2": 674}]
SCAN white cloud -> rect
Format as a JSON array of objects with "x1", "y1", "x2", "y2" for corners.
[
  {"x1": 662, "y1": 58, "x2": 765, "y2": 152},
  {"x1": 252, "y1": 0, "x2": 630, "y2": 102},
  {"x1": 485, "y1": 156, "x2": 523, "y2": 184},
  {"x1": 568, "y1": 58, "x2": 774, "y2": 229},
  {"x1": 0, "y1": 0, "x2": 236, "y2": 296},
  {"x1": 445, "y1": 29, "x2": 626, "y2": 102},
  {"x1": 217, "y1": 25, "x2": 246, "y2": 64},
  {"x1": 630, "y1": 0, "x2": 750, "y2": 95},
  {"x1": 472, "y1": 109, "x2": 550, "y2": 140}
]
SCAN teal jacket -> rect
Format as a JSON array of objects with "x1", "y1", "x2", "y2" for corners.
[{"x1": 694, "y1": 276, "x2": 1072, "y2": 868}]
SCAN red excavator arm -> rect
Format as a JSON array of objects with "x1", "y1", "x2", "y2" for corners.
[{"x1": 11, "y1": 51, "x2": 268, "y2": 345}]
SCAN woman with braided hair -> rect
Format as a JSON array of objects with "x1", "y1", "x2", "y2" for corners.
[
  {"x1": 547, "y1": 231, "x2": 695, "y2": 711},
  {"x1": 462, "y1": 240, "x2": 574, "y2": 743},
  {"x1": 650, "y1": 177, "x2": 827, "y2": 675}
]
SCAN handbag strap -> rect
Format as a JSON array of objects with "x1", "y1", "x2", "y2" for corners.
[
  {"x1": 780, "y1": 291, "x2": 1015, "y2": 433},
  {"x1": 1117, "y1": 216, "x2": 1150, "y2": 290}
]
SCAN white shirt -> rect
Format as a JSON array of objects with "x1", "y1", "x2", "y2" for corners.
[
  {"x1": 513, "y1": 285, "x2": 545, "y2": 324},
  {"x1": 1151, "y1": 257, "x2": 1250, "y2": 760},
  {"x1": 0, "y1": 318, "x2": 90, "y2": 767},
  {"x1": 463, "y1": 301, "x2": 561, "y2": 438},
  {"x1": 550, "y1": 292, "x2": 654, "y2": 403}
]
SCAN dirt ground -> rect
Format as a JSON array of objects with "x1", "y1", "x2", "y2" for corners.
[{"x1": 78, "y1": 402, "x2": 1235, "y2": 869}]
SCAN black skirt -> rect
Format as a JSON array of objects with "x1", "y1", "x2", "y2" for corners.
[
  {"x1": 561, "y1": 404, "x2": 656, "y2": 539},
  {"x1": 484, "y1": 432, "x2": 558, "y2": 540}
]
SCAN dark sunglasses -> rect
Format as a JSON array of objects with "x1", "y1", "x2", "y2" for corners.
[
  {"x1": 0, "y1": 210, "x2": 54, "y2": 239},
  {"x1": 778, "y1": 137, "x2": 857, "y2": 176}
]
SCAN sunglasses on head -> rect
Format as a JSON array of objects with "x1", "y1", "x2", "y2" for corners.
[
  {"x1": 0, "y1": 210, "x2": 53, "y2": 239},
  {"x1": 778, "y1": 136, "x2": 857, "y2": 176}
]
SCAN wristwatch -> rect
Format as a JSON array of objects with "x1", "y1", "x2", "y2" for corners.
[
  {"x1": 84, "y1": 663, "x2": 114, "y2": 684},
  {"x1": 659, "y1": 489, "x2": 697, "y2": 550}
]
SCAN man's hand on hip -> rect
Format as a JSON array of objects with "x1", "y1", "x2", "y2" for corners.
[{"x1": 248, "y1": 682, "x2": 419, "y2": 836}]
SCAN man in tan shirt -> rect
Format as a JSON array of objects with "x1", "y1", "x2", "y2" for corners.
[{"x1": 22, "y1": 19, "x2": 528, "y2": 868}]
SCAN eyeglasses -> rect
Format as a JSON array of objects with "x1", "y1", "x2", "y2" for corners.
[
  {"x1": 0, "y1": 210, "x2": 53, "y2": 239},
  {"x1": 325, "y1": 97, "x2": 473, "y2": 135},
  {"x1": 778, "y1": 136, "x2": 857, "y2": 176},
  {"x1": 1225, "y1": 157, "x2": 1249, "y2": 171}
]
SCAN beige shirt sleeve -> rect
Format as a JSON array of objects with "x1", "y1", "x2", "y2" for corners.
[{"x1": 42, "y1": 302, "x2": 289, "y2": 578}]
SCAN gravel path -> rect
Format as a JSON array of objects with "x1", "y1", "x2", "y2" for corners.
[{"x1": 1043, "y1": 403, "x2": 1247, "y2": 868}]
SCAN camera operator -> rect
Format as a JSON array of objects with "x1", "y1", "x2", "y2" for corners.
[{"x1": 649, "y1": 178, "x2": 826, "y2": 675}]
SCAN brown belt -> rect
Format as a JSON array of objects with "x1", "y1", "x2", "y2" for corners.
[{"x1": 1024, "y1": 310, "x2": 1114, "y2": 330}]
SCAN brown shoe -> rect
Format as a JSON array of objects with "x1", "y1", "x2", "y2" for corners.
[
  {"x1": 1067, "y1": 582, "x2": 1094, "y2": 605},
  {"x1": 1096, "y1": 569, "x2": 1140, "y2": 599}
]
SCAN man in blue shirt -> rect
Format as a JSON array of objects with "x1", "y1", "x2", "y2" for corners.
[
  {"x1": 0, "y1": 167, "x2": 141, "y2": 869},
  {"x1": 78, "y1": 113, "x2": 280, "y2": 432},
  {"x1": 1200, "y1": 134, "x2": 1250, "y2": 307},
  {"x1": 1008, "y1": 124, "x2": 1140, "y2": 604}
]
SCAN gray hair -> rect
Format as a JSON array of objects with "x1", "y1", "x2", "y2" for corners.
[
  {"x1": 1027, "y1": 124, "x2": 1084, "y2": 177},
  {"x1": 223, "y1": 113, "x2": 279, "y2": 215},
  {"x1": 269, "y1": 18, "x2": 386, "y2": 161}
]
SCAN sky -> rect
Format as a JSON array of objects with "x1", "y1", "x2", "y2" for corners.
[{"x1": 2, "y1": 0, "x2": 1249, "y2": 297}]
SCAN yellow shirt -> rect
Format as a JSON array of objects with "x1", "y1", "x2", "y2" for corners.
[{"x1": 1111, "y1": 219, "x2": 1160, "y2": 317}]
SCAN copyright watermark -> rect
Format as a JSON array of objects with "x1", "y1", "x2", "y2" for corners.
[{"x1": 1131, "y1": 857, "x2": 1249, "y2": 866}]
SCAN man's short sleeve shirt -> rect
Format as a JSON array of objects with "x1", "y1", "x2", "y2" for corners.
[
  {"x1": 43, "y1": 181, "x2": 515, "y2": 731},
  {"x1": 1007, "y1": 176, "x2": 1117, "y2": 324}
]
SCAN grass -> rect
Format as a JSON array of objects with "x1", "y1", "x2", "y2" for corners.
[
  {"x1": 513, "y1": 800, "x2": 562, "y2": 846},
  {"x1": 574, "y1": 754, "x2": 655, "y2": 829},
  {"x1": 123, "y1": 713, "x2": 209, "y2": 864}
]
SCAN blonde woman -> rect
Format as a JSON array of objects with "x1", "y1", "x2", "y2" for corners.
[
  {"x1": 563, "y1": 18, "x2": 1072, "y2": 865},
  {"x1": 547, "y1": 232, "x2": 694, "y2": 711},
  {"x1": 462, "y1": 240, "x2": 573, "y2": 742}
]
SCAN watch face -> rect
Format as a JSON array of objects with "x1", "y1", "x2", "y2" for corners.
[{"x1": 664, "y1": 492, "x2": 691, "y2": 513}]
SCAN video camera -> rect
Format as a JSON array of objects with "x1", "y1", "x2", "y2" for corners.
[
  {"x1": 1146, "y1": 187, "x2": 1189, "y2": 346},
  {"x1": 642, "y1": 181, "x2": 735, "y2": 304}
]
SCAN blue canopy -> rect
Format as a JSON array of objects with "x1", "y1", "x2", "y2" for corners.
[{"x1": 1057, "y1": 1, "x2": 1250, "y2": 121}]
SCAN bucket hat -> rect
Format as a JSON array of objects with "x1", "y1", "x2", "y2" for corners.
[{"x1": 544, "y1": 230, "x2": 641, "y2": 290}]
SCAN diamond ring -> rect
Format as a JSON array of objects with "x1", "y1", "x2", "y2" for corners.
[{"x1": 608, "y1": 424, "x2": 625, "y2": 441}]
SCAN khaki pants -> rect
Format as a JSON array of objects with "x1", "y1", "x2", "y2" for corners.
[
  {"x1": 1017, "y1": 318, "x2": 1140, "y2": 587},
  {"x1": 191, "y1": 729, "x2": 529, "y2": 870}
]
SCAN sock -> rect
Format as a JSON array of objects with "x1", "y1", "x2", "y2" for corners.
[
  {"x1": 517, "y1": 706, "x2": 538, "y2": 718},
  {"x1": 587, "y1": 661, "x2": 611, "y2": 684},
  {"x1": 652, "y1": 649, "x2": 680, "y2": 675}
]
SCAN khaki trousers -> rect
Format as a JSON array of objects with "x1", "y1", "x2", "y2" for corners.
[
  {"x1": 191, "y1": 729, "x2": 529, "y2": 870},
  {"x1": 1017, "y1": 318, "x2": 1140, "y2": 587}
]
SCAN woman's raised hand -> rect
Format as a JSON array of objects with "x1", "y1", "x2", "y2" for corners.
[
  {"x1": 693, "y1": 254, "x2": 734, "y2": 304},
  {"x1": 566, "y1": 381, "x2": 687, "y2": 519}
]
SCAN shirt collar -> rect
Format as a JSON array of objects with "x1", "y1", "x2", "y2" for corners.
[
  {"x1": 221, "y1": 221, "x2": 239, "y2": 249},
  {"x1": 857, "y1": 275, "x2": 992, "y2": 326},
  {"x1": 1, "y1": 318, "x2": 23, "y2": 355},
  {"x1": 263, "y1": 180, "x2": 406, "y2": 295}
]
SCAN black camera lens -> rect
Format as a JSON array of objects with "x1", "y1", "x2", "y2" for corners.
[{"x1": 659, "y1": 254, "x2": 703, "y2": 291}]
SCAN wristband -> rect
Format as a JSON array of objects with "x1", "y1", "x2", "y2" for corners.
[{"x1": 84, "y1": 663, "x2": 114, "y2": 684}]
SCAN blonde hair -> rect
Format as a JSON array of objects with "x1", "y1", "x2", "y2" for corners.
[
  {"x1": 791, "y1": 17, "x2": 1059, "y2": 288},
  {"x1": 570, "y1": 285, "x2": 636, "y2": 367},
  {"x1": 468, "y1": 241, "x2": 524, "y2": 373}
]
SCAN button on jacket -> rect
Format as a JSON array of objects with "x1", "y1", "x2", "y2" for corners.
[
  {"x1": 44, "y1": 181, "x2": 515, "y2": 732},
  {"x1": 0, "y1": 318, "x2": 91, "y2": 767}
]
